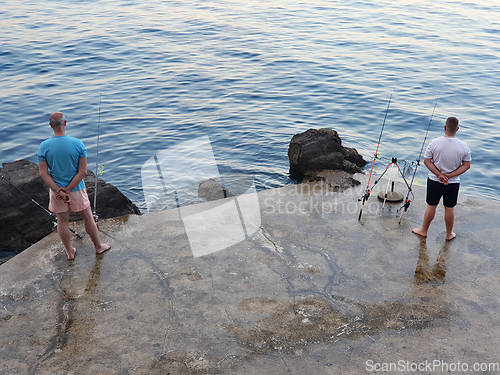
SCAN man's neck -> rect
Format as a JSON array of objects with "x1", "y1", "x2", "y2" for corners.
[{"x1": 52, "y1": 128, "x2": 66, "y2": 136}]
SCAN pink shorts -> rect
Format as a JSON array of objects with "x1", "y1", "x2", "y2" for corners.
[{"x1": 49, "y1": 188, "x2": 90, "y2": 213}]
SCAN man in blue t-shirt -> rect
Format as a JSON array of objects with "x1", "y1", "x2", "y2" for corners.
[
  {"x1": 412, "y1": 117, "x2": 471, "y2": 241},
  {"x1": 38, "y1": 112, "x2": 111, "y2": 260}
]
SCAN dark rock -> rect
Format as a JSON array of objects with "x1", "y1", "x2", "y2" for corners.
[
  {"x1": 0, "y1": 160, "x2": 55, "y2": 253},
  {"x1": 0, "y1": 249, "x2": 17, "y2": 266},
  {"x1": 288, "y1": 129, "x2": 367, "y2": 191},
  {"x1": 0, "y1": 159, "x2": 140, "y2": 253},
  {"x1": 288, "y1": 128, "x2": 366, "y2": 176},
  {"x1": 198, "y1": 179, "x2": 235, "y2": 202},
  {"x1": 344, "y1": 147, "x2": 366, "y2": 169},
  {"x1": 84, "y1": 170, "x2": 141, "y2": 220}
]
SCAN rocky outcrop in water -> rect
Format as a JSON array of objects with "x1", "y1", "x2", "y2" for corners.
[
  {"x1": 288, "y1": 128, "x2": 367, "y2": 189},
  {"x1": 0, "y1": 159, "x2": 141, "y2": 254},
  {"x1": 198, "y1": 178, "x2": 235, "y2": 202}
]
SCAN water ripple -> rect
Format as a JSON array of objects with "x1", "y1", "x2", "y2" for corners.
[{"x1": 1, "y1": 0, "x2": 499, "y2": 206}]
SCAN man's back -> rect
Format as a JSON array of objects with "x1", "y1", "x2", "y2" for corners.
[
  {"x1": 425, "y1": 136, "x2": 471, "y2": 183},
  {"x1": 38, "y1": 135, "x2": 86, "y2": 191}
]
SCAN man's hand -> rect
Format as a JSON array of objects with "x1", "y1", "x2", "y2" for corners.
[
  {"x1": 56, "y1": 187, "x2": 70, "y2": 203},
  {"x1": 438, "y1": 174, "x2": 449, "y2": 185}
]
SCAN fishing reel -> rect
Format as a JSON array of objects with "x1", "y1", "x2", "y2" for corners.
[
  {"x1": 358, "y1": 189, "x2": 371, "y2": 202},
  {"x1": 398, "y1": 198, "x2": 411, "y2": 213},
  {"x1": 51, "y1": 219, "x2": 83, "y2": 239}
]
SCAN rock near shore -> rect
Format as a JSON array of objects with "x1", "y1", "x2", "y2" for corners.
[
  {"x1": 288, "y1": 128, "x2": 367, "y2": 189},
  {"x1": 0, "y1": 159, "x2": 141, "y2": 253}
]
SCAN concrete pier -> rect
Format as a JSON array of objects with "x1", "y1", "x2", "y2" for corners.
[{"x1": 1, "y1": 175, "x2": 499, "y2": 374}]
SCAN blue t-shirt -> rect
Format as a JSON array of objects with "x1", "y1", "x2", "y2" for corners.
[{"x1": 37, "y1": 135, "x2": 87, "y2": 192}]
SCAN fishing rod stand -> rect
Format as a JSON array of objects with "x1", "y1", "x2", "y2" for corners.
[
  {"x1": 370, "y1": 157, "x2": 410, "y2": 208},
  {"x1": 371, "y1": 158, "x2": 409, "y2": 188}
]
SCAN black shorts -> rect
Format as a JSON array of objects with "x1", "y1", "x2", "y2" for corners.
[{"x1": 426, "y1": 178, "x2": 460, "y2": 208}]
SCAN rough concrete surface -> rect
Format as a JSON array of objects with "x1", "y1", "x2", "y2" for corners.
[{"x1": 1, "y1": 174, "x2": 499, "y2": 374}]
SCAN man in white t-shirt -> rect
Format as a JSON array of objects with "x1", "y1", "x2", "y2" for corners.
[{"x1": 412, "y1": 117, "x2": 471, "y2": 240}]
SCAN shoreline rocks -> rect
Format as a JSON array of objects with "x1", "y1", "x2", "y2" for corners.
[
  {"x1": 288, "y1": 128, "x2": 367, "y2": 190},
  {"x1": 0, "y1": 159, "x2": 141, "y2": 254}
]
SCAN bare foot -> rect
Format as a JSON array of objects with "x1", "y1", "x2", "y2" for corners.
[
  {"x1": 67, "y1": 247, "x2": 77, "y2": 260},
  {"x1": 96, "y1": 243, "x2": 111, "y2": 255},
  {"x1": 412, "y1": 228, "x2": 427, "y2": 238},
  {"x1": 446, "y1": 232, "x2": 456, "y2": 241}
]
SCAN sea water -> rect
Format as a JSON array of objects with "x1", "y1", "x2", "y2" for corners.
[{"x1": 1, "y1": 0, "x2": 499, "y2": 210}]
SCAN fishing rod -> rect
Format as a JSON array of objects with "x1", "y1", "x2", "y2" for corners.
[
  {"x1": 358, "y1": 87, "x2": 395, "y2": 221},
  {"x1": 398, "y1": 93, "x2": 440, "y2": 224},
  {"x1": 0, "y1": 174, "x2": 83, "y2": 239},
  {"x1": 93, "y1": 94, "x2": 102, "y2": 223}
]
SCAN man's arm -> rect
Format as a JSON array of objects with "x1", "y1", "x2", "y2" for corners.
[
  {"x1": 444, "y1": 160, "x2": 471, "y2": 179},
  {"x1": 61, "y1": 157, "x2": 88, "y2": 193},
  {"x1": 423, "y1": 158, "x2": 449, "y2": 184},
  {"x1": 39, "y1": 161, "x2": 62, "y2": 192}
]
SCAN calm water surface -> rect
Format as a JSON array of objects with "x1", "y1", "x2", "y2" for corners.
[{"x1": 1, "y1": 0, "x2": 499, "y2": 210}]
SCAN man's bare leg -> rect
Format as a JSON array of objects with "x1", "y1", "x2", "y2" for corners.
[
  {"x1": 56, "y1": 210, "x2": 77, "y2": 260},
  {"x1": 412, "y1": 204, "x2": 437, "y2": 238},
  {"x1": 79, "y1": 206, "x2": 111, "y2": 254},
  {"x1": 444, "y1": 206, "x2": 456, "y2": 240}
]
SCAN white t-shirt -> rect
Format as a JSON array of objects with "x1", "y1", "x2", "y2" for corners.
[{"x1": 424, "y1": 136, "x2": 471, "y2": 183}]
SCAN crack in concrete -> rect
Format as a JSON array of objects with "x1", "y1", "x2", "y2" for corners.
[
  {"x1": 279, "y1": 353, "x2": 293, "y2": 374},
  {"x1": 209, "y1": 274, "x2": 234, "y2": 323},
  {"x1": 265, "y1": 263, "x2": 296, "y2": 303},
  {"x1": 259, "y1": 227, "x2": 286, "y2": 258}
]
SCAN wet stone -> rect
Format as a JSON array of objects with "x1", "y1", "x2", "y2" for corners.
[
  {"x1": 1, "y1": 180, "x2": 499, "y2": 374},
  {"x1": 181, "y1": 273, "x2": 203, "y2": 281},
  {"x1": 225, "y1": 296, "x2": 450, "y2": 354}
]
